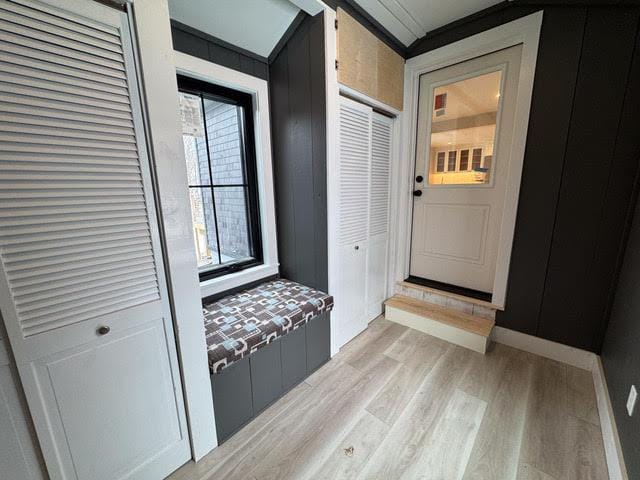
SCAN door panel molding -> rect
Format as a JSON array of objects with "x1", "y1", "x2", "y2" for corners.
[{"x1": 392, "y1": 11, "x2": 543, "y2": 308}]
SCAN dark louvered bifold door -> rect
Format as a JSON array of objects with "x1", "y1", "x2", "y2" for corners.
[{"x1": 0, "y1": 1, "x2": 190, "y2": 479}]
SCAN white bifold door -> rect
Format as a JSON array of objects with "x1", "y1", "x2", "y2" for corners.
[
  {"x1": 0, "y1": 1, "x2": 190, "y2": 479},
  {"x1": 334, "y1": 96, "x2": 393, "y2": 348}
]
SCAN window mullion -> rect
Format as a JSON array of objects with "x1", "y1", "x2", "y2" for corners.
[{"x1": 200, "y1": 94, "x2": 223, "y2": 265}]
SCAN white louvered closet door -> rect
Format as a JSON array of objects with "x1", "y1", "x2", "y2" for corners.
[
  {"x1": 335, "y1": 97, "x2": 371, "y2": 347},
  {"x1": 0, "y1": 1, "x2": 190, "y2": 479},
  {"x1": 366, "y1": 113, "x2": 392, "y2": 318}
]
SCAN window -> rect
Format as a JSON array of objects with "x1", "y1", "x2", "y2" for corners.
[
  {"x1": 436, "y1": 151, "x2": 446, "y2": 172},
  {"x1": 459, "y1": 149, "x2": 469, "y2": 171},
  {"x1": 424, "y1": 70, "x2": 500, "y2": 185},
  {"x1": 447, "y1": 151, "x2": 457, "y2": 171},
  {"x1": 472, "y1": 148, "x2": 483, "y2": 170},
  {"x1": 178, "y1": 75, "x2": 262, "y2": 281}
]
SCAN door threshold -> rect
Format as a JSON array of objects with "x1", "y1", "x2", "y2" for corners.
[{"x1": 403, "y1": 276, "x2": 498, "y2": 309}]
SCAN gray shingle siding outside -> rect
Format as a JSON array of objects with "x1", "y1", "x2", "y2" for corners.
[{"x1": 193, "y1": 100, "x2": 250, "y2": 261}]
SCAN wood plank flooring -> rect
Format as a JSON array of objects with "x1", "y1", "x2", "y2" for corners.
[{"x1": 168, "y1": 317, "x2": 608, "y2": 480}]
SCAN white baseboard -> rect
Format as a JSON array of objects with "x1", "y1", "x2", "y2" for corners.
[
  {"x1": 593, "y1": 357, "x2": 628, "y2": 480},
  {"x1": 492, "y1": 326, "x2": 596, "y2": 371},
  {"x1": 492, "y1": 326, "x2": 627, "y2": 480}
]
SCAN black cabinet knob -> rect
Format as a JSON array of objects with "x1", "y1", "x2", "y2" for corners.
[
  {"x1": 415, "y1": 175, "x2": 424, "y2": 183},
  {"x1": 97, "y1": 326, "x2": 110, "y2": 336},
  {"x1": 413, "y1": 190, "x2": 422, "y2": 197},
  {"x1": 354, "y1": 245, "x2": 359, "y2": 250}
]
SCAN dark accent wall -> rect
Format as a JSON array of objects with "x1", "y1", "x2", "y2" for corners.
[
  {"x1": 409, "y1": 5, "x2": 640, "y2": 352},
  {"x1": 171, "y1": 20, "x2": 269, "y2": 81},
  {"x1": 601, "y1": 189, "x2": 640, "y2": 479},
  {"x1": 269, "y1": 14, "x2": 328, "y2": 291},
  {"x1": 601, "y1": 23, "x2": 640, "y2": 479}
]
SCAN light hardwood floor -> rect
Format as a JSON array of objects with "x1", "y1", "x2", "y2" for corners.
[{"x1": 168, "y1": 317, "x2": 608, "y2": 480}]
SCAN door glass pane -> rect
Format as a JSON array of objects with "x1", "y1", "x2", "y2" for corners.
[{"x1": 425, "y1": 70, "x2": 502, "y2": 185}]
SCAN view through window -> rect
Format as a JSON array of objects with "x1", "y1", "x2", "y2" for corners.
[
  {"x1": 178, "y1": 76, "x2": 262, "y2": 280},
  {"x1": 425, "y1": 70, "x2": 502, "y2": 185}
]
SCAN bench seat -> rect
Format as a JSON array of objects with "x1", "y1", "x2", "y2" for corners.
[{"x1": 203, "y1": 279, "x2": 334, "y2": 373}]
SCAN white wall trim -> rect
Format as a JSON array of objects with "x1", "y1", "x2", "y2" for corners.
[
  {"x1": 323, "y1": 6, "x2": 340, "y2": 357},
  {"x1": 593, "y1": 358, "x2": 629, "y2": 480},
  {"x1": 130, "y1": 0, "x2": 217, "y2": 459},
  {"x1": 393, "y1": 11, "x2": 543, "y2": 309},
  {"x1": 492, "y1": 327, "x2": 628, "y2": 480},
  {"x1": 173, "y1": 51, "x2": 280, "y2": 300},
  {"x1": 492, "y1": 326, "x2": 596, "y2": 371},
  {"x1": 338, "y1": 83, "x2": 401, "y2": 117}
]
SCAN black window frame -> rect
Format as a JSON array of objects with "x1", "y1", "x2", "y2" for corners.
[{"x1": 177, "y1": 75, "x2": 263, "y2": 282}]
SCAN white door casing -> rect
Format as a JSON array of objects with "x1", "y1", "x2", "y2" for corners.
[
  {"x1": 0, "y1": 326, "x2": 45, "y2": 480},
  {"x1": 410, "y1": 45, "x2": 522, "y2": 293},
  {"x1": 0, "y1": 0, "x2": 190, "y2": 479},
  {"x1": 392, "y1": 12, "x2": 543, "y2": 308}
]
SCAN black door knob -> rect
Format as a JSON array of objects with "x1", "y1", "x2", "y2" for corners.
[
  {"x1": 415, "y1": 175, "x2": 424, "y2": 183},
  {"x1": 97, "y1": 326, "x2": 110, "y2": 336},
  {"x1": 413, "y1": 190, "x2": 422, "y2": 197}
]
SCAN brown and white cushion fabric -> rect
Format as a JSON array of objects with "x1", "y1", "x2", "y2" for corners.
[{"x1": 203, "y1": 279, "x2": 334, "y2": 373}]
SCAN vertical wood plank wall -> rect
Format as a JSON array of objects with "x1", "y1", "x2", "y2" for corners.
[
  {"x1": 410, "y1": 5, "x2": 640, "y2": 353},
  {"x1": 269, "y1": 14, "x2": 328, "y2": 291},
  {"x1": 171, "y1": 21, "x2": 269, "y2": 81}
]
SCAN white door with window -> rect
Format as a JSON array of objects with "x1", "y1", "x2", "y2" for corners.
[
  {"x1": 0, "y1": 0, "x2": 190, "y2": 479},
  {"x1": 410, "y1": 45, "x2": 522, "y2": 293}
]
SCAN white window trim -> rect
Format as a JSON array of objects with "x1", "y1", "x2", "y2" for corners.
[
  {"x1": 173, "y1": 51, "x2": 280, "y2": 299},
  {"x1": 390, "y1": 11, "x2": 543, "y2": 309}
]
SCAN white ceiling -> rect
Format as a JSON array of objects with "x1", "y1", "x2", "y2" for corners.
[
  {"x1": 353, "y1": 0, "x2": 505, "y2": 47},
  {"x1": 168, "y1": 0, "x2": 301, "y2": 58}
]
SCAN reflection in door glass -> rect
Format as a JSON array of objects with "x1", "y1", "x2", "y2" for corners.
[{"x1": 426, "y1": 70, "x2": 502, "y2": 185}]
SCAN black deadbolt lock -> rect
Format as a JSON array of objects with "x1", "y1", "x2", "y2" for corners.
[
  {"x1": 413, "y1": 190, "x2": 423, "y2": 197},
  {"x1": 415, "y1": 175, "x2": 424, "y2": 183}
]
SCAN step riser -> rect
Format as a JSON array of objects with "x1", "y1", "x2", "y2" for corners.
[
  {"x1": 385, "y1": 304, "x2": 490, "y2": 354},
  {"x1": 397, "y1": 283, "x2": 496, "y2": 320}
]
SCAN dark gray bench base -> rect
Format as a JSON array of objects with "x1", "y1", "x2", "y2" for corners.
[{"x1": 210, "y1": 312, "x2": 331, "y2": 442}]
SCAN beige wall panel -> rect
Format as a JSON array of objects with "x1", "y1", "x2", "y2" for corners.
[{"x1": 337, "y1": 8, "x2": 404, "y2": 110}]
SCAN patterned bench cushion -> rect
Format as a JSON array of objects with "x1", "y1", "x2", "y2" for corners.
[{"x1": 203, "y1": 279, "x2": 334, "y2": 373}]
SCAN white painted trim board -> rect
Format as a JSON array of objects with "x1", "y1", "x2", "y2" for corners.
[{"x1": 172, "y1": 51, "x2": 280, "y2": 300}]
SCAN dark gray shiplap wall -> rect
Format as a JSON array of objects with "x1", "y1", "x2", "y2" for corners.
[
  {"x1": 410, "y1": 5, "x2": 640, "y2": 353},
  {"x1": 269, "y1": 14, "x2": 328, "y2": 291},
  {"x1": 601, "y1": 190, "x2": 640, "y2": 479},
  {"x1": 171, "y1": 20, "x2": 269, "y2": 81}
]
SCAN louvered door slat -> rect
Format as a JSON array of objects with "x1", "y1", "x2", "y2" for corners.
[
  {"x1": 370, "y1": 115, "x2": 392, "y2": 236},
  {"x1": 0, "y1": 50, "x2": 128, "y2": 88},
  {"x1": 0, "y1": 0, "x2": 160, "y2": 338},
  {"x1": 0, "y1": 6, "x2": 123, "y2": 52},
  {"x1": 338, "y1": 101, "x2": 371, "y2": 246}
]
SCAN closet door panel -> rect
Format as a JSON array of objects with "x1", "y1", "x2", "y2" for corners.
[
  {"x1": 335, "y1": 97, "x2": 371, "y2": 347},
  {"x1": 0, "y1": 1, "x2": 190, "y2": 478},
  {"x1": 366, "y1": 113, "x2": 393, "y2": 318}
]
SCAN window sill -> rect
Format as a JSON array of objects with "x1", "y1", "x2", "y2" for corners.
[{"x1": 199, "y1": 263, "x2": 279, "y2": 299}]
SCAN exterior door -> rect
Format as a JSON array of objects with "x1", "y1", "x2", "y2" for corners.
[
  {"x1": 410, "y1": 45, "x2": 522, "y2": 293},
  {"x1": 0, "y1": 1, "x2": 190, "y2": 479}
]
